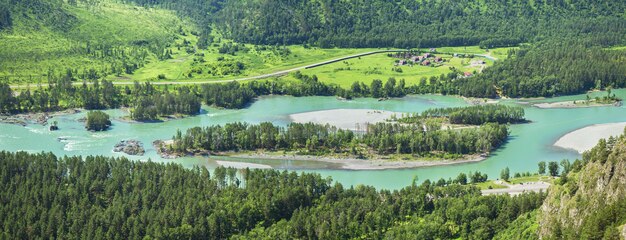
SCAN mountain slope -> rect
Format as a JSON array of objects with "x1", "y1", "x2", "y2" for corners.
[
  {"x1": 539, "y1": 129, "x2": 626, "y2": 239},
  {"x1": 0, "y1": 0, "x2": 181, "y2": 83}
]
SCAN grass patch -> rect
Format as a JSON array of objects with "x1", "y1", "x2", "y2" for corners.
[
  {"x1": 285, "y1": 49, "x2": 508, "y2": 88},
  {"x1": 474, "y1": 181, "x2": 508, "y2": 190},
  {"x1": 121, "y1": 31, "x2": 380, "y2": 83},
  {"x1": 508, "y1": 175, "x2": 555, "y2": 184}
]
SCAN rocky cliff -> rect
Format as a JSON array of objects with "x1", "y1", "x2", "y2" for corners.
[{"x1": 539, "y1": 130, "x2": 626, "y2": 239}]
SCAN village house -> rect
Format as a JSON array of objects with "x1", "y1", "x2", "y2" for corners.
[
  {"x1": 398, "y1": 60, "x2": 407, "y2": 65},
  {"x1": 423, "y1": 53, "x2": 431, "y2": 58},
  {"x1": 435, "y1": 56, "x2": 442, "y2": 62},
  {"x1": 422, "y1": 60, "x2": 431, "y2": 66},
  {"x1": 464, "y1": 72, "x2": 473, "y2": 77}
]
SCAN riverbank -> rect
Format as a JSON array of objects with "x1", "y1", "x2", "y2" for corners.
[
  {"x1": 230, "y1": 152, "x2": 487, "y2": 170},
  {"x1": 289, "y1": 109, "x2": 397, "y2": 131},
  {"x1": 117, "y1": 108, "x2": 198, "y2": 123},
  {"x1": 215, "y1": 160, "x2": 272, "y2": 169},
  {"x1": 462, "y1": 97, "x2": 500, "y2": 105},
  {"x1": 554, "y1": 122, "x2": 626, "y2": 153},
  {"x1": 0, "y1": 108, "x2": 81, "y2": 126},
  {"x1": 481, "y1": 180, "x2": 550, "y2": 196},
  {"x1": 534, "y1": 100, "x2": 621, "y2": 109}
]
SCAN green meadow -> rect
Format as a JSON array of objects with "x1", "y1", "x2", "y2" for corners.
[
  {"x1": 124, "y1": 31, "x2": 379, "y2": 83},
  {"x1": 0, "y1": 1, "x2": 181, "y2": 84},
  {"x1": 284, "y1": 47, "x2": 514, "y2": 88}
]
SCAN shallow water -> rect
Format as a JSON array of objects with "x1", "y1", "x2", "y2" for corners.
[{"x1": 2, "y1": 90, "x2": 626, "y2": 189}]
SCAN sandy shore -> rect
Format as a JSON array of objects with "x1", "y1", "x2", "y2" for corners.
[
  {"x1": 534, "y1": 100, "x2": 620, "y2": 109},
  {"x1": 215, "y1": 160, "x2": 272, "y2": 169},
  {"x1": 554, "y1": 122, "x2": 626, "y2": 153},
  {"x1": 289, "y1": 109, "x2": 398, "y2": 131},
  {"x1": 231, "y1": 152, "x2": 486, "y2": 170},
  {"x1": 482, "y1": 180, "x2": 550, "y2": 196},
  {"x1": 463, "y1": 97, "x2": 500, "y2": 105}
]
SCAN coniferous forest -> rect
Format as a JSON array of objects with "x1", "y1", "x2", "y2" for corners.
[
  {"x1": 125, "y1": 0, "x2": 626, "y2": 49},
  {"x1": 3, "y1": 131, "x2": 626, "y2": 239},
  {"x1": 170, "y1": 121, "x2": 508, "y2": 156},
  {"x1": 0, "y1": 151, "x2": 545, "y2": 239}
]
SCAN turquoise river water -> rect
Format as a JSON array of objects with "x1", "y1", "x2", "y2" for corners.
[{"x1": 2, "y1": 89, "x2": 626, "y2": 190}]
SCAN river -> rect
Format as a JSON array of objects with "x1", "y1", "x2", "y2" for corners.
[{"x1": 1, "y1": 90, "x2": 626, "y2": 189}]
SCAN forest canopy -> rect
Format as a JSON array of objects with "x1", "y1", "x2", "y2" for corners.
[
  {"x1": 0, "y1": 151, "x2": 545, "y2": 239},
  {"x1": 126, "y1": 0, "x2": 626, "y2": 48}
]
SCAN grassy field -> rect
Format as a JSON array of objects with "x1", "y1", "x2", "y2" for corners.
[
  {"x1": 1, "y1": 0, "x2": 515, "y2": 87},
  {"x1": 474, "y1": 181, "x2": 508, "y2": 190},
  {"x1": 282, "y1": 47, "x2": 513, "y2": 88},
  {"x1": 0, "y1": 1, "x2": 181, "y2": 84},
  {"x1": 473, "y1": 174, "x2": 555, "y2": 190},
  {"x1": 508, "y1": 175, "x2": 556, "y2": 185},
  {"x1": 123, "y1": 31, "x2": 379, "y2": 83}
]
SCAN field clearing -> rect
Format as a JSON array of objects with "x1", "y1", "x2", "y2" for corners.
[
  {"x1": 474, "y1": 181, "x2": 508, "y2": 190},
  {"x1": 124, "y1": 32, "x2": 380, "y2": 83},
  {"x1": 119, "y1": 33, "x2": 514, "y2": 85},
  {"x1": 286, "y1": 51, "x2": 495, "y2": 88},
  {"x1": 508, "y1": 175, "x2": 555, "y2": 185}
]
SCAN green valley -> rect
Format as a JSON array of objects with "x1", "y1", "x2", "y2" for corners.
[{"x1": 1, "y1": 0, "x2": 626, "y2": 239}]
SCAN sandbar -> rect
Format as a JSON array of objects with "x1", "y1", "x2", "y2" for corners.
[
  {"x1": 554, "y1": 122, "x2": 626, "y2": 153},
  {"x1": 231, "y1": 153, "x2": 486, "y2": 170},
  {"x1": 289, "y1": 109, "x2": 398, "y2": 131},
  {"x1": 215, "y1": 160, "x2": 272, "y2": 169},
  {"x1": 534, "y1": 100, "x2": 620, "y2": 109}
]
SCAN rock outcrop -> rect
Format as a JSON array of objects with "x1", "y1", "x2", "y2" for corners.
[
  {"x1": 539, "y1": 131, "x2": 626, "y2": 239},
  {"x1": 113, "y1": 140, "x2": 145, "y2": 156}
]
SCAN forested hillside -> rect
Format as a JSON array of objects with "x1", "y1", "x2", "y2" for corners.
[
  {"x1": 128, "y1": 0, "x2": 626, "y2": 48},
  {"x1": 456, "y1": 41, "x2": 626, "y2": 98}
]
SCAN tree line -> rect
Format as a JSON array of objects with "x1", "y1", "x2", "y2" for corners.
[
  {"x1": 395, "y1": 104, "x2": 526, "y2": 125},
  {"x1": 362, "y1": 122, "x2": 508, "y2": 156},
  {"x1": 0, "y1": 79, "x2": 200, "y2": 121},
  {"x1": 170, "y1": 120, "x2": 509, "y2": 157},
  {"x1": 0, "y1": 150, "x2": 546, "y2": 239},
  {"x1": 455, "y1": 40, "x2": 626, "y2": 98}
]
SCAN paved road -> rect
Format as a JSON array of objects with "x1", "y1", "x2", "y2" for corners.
[
  {"x1": 8, "y1": 49, "x2": 408, "y2": 89},
  {"x1": 482, "y1": 180, "x2": 550, "y2": 196}
]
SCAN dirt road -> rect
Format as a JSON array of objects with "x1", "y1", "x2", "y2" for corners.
[{"x1": 482, "y1": 180, "x2": 550, "y2": 196}]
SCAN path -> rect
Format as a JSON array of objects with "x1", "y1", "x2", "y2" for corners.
[
  {"x1": 481, "y1": 180, "x2": 550, "y2": 196},
  {"x1": 475, "y1": 54, "x2": 498, "y2": 61},
  {"x1": 8, "y1": 49, "x2": 408, "y2": 89}
]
